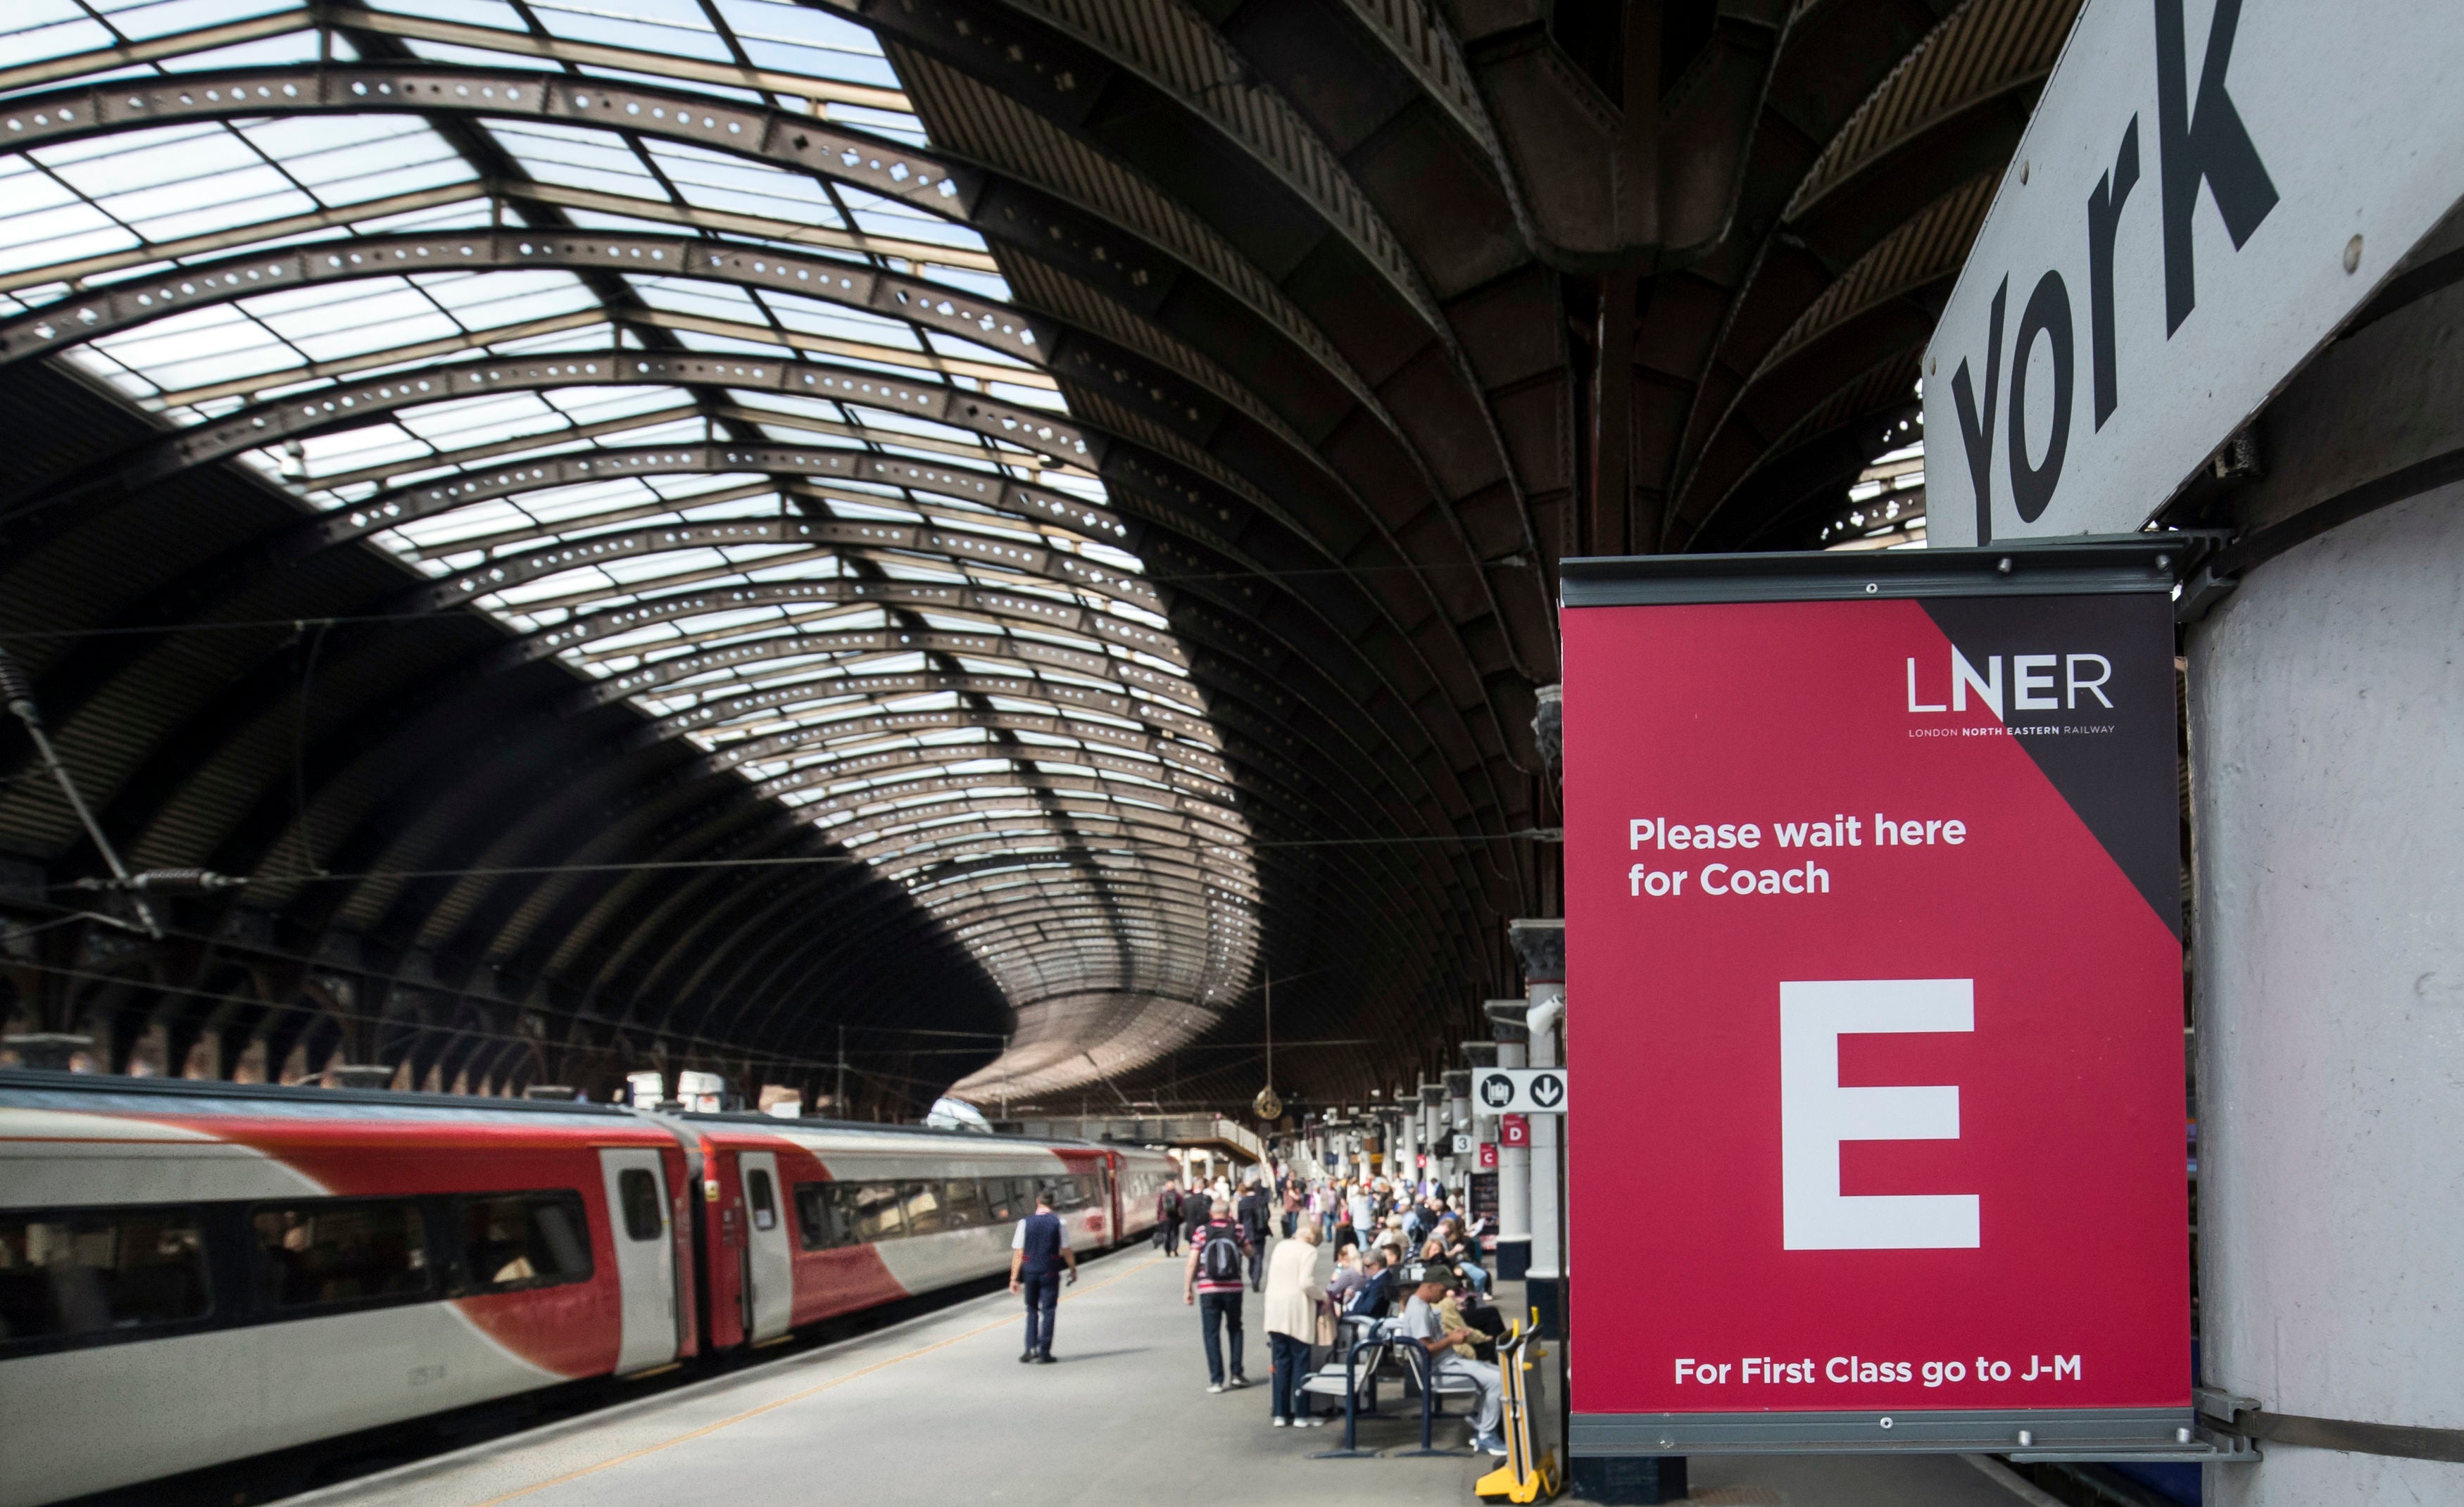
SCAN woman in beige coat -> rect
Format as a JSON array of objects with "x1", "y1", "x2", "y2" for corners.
[{"x1": 1262, "y1": 1218, "x2": 1327, "y2": 1427}]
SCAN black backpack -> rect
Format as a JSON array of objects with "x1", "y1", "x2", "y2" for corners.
[
  {"x1": 1160, "y1": 1187, "x2": 1181, "y2": 1216},
  {"x1": 1199, "y1": 1224, "x2": 1244, "y2": 1284}
]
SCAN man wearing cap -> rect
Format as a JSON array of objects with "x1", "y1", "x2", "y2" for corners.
[
  {"x1": 1009, "y1": 1187, "x2": 1077, "y2": 1363},
  {"x1": 1400, "y1": 1263, "x2": 1504, "y2": 1455}
]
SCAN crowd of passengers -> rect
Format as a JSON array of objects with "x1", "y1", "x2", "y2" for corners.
[{"x1": 1157, "y1": 1170, "x2": 1511, "y2": 1456}]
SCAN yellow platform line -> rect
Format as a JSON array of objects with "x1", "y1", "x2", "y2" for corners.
[{"x1": 467, "y1": 1256, "x2": 1169, "y2": 1507}]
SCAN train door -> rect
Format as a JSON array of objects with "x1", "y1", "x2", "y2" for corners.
[
  {"x1": 736, "y1": 1150, "x2": 795, "y2": 1342},
  {"x1": 598, "y1": 1147, "x2": 681, "y2": 1372}
]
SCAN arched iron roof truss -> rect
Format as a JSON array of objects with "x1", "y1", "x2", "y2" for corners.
[{"x1": 0, "y1": 5, "x2": 1291, "y2": 1099}]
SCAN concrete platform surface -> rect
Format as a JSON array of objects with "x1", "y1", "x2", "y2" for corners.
[{"x1": 289, "y1": 1243, "x2": 2039, "y2": 1507}]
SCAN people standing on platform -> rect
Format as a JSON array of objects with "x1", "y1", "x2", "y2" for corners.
[
  {"x1": 1236, "y1": 1177, "x2": 1272, "y2": 1292},
  {"x1": 1400, "y1": 1266, "x2": 1504, "y2": 1455},
  {"x1": 1183, "y1": 1203, "x2": 1253, "y2": 1392},
  {"x1": 1156, "y1": 1180, "x2": 1183, "y2": 1256},
  {"x1": 1263, "y1": 1217, "x2": 1327, "y2": 1427},
  {"x1": 1280, "y1": 1180, "x2": 1302, "y2": 1240},
  {"x1": 1007, "y1": 1187, "x2": 1076, "y2": 1364},
  {"x1": 1347, "y1": 1181, "x2": 1374, "y2": 1245},
  {"x1": 1181, "y1": 1181, "x2": 1212, "y2": 1248}
]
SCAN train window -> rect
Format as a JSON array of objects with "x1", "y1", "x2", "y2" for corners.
[
  {"x1": 845, "y1": 1182, "x2": 904, "y2": 1243},
  {"x1": 941, "y1": 1180, "x2": 984, "y2": 1230},
  {"x1": 746, "y1": 1171, "x2": 778, "y2": 1232},
  {"x1": 0, "y1": 1206, "x2": 210, "y2": 1347},
  {"x1": 901, "y1": 1181, "x2": 943, "y2": 1236},
  {"x1": 983, "y1": 1180, "x2": 1016, "y2": 1223},
  {"x1": 1010, "y1": 1177, "x2": 1038, "y2": 1213},
  {"x1": 455, "y1": 1192, "x2": 593, "y2": 1294},
  {"x1": 253, "y1": 1201, "x2": 430, "y2": 1311},
  {"x1": 617, "y1": 1170, "x2": 664, "y2": 1242},
  {"x1": 792, "y1": 1183, "x2": 853, "y2": 1251}
]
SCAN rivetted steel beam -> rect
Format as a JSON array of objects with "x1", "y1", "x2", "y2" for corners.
[
  {"x1": 2, "y1": 350, "x2": 1090, "y2": 517},
  {"x1": 666, "y1": 670, "x2": 1219, "y2": 747},
  {"x1": 0, "y1": 225, "x2": 1309, "y2": 484},
  {"x1": 562, "y1": 623, "x2": 1184, "y2": 703},
  {"x1": 0, "y1": 69, "x2": 978, "y2": 217},
  {"x1": 403, "y1": 514, "x2": 1155, "y2": 615},
  {"x1": 307, "y1": 440, "x2": 1126, "y2": 550},
  {"x1": 836, "y1": 801, "x2": 1238, "y2": 852},
  {"x1": 781, "y1": 764, "x2": 1244, "y2": 831},
  {"x1": 0, "y1": 68, "x2": 1314, "y2": 420},
  {"x1": 702, "y1": 705, "x2": 1229, "y2": 783},
  {"x1": 803, "y1": 776, "x2": 1245, "y2": 837},
  {"x1": 908, "y1": 857, "x2": 1256, "y2": 905},
  {"x1": 0, "y1": 230, "x2": 1050, "y2": 370}
]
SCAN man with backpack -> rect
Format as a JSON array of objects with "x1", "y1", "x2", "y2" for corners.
[
  {"x1": 1235, "y1": 1177, "x2": 1272, "y2": 1292},
  {"x1": 1183, "y1": 1204, "x2": 1253, "y2": 1392},
  {"x1": 1156, "y1": 1181, "x2": 1183, "y2": 1255}
]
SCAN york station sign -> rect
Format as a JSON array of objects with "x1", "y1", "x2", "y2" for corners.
[
  {"x1": 1924, "y1": 0, "x2": 2464, "y2": 543},
  {"x1": 1558, "y1": 544, "x2": 2191, "y2": 1456}
]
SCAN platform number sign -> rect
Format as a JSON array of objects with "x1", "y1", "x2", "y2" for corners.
[{"x1": 1475, "y1": 1068, "x2": 1569, "y2": 1115}]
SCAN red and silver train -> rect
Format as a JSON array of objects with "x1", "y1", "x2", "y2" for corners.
[{"x1": 0, "y1": 1071, "x2": 1176, "y2": 1505}]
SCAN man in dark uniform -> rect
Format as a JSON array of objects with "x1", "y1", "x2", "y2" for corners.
[
  {"x1": 1008, "y1": 1187, "x2": 1076, "y2": 1363},
  {"x1": 1157, "y1": 1180, "x2": 1183, "y2": 1255},
  {"x1": 1236, "y1": 1178, "x2": 1271, "y2": 1292}
]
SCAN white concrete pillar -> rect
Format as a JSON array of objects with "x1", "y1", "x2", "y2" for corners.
[
  {"x1": 1513, "y1": 919, "x2": 1566, "y2": 1333},
  {"x1": 1485, "y1": 1000, "x2": 1531, "y2": 1280},
  {"x1": 2194, "y1": 487, "x2": 2464, "y2": 1503},
  {"x1": 1447, "y1": 1070, "x2": 1472, "y2": 1192},
  {"x1": 2187, "y1": 245, "x2": 2464, "y2": 1501}
]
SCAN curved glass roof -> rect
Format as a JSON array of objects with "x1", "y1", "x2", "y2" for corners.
[{"x1": 0, "y1": 0, "x2": 1259, "y2": 1100}]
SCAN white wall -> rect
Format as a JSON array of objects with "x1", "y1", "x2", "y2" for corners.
[{"x1": 2191, "y1": 486, "x2": 2464, "y2": 1503}]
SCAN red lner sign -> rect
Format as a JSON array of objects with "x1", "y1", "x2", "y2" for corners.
[{"x1": 1559, "y1": 547, "x2": 2191, "y2": 1456}]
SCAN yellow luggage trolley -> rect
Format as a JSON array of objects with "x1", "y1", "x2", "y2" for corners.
[{"x1": 1474, "y1": 1320, "x2": 1559, "y2": 1502}]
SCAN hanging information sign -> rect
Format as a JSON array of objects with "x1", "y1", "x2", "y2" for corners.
[{"x1": 1560, "y1": 543, "x2": 2192, "y2": 1458}]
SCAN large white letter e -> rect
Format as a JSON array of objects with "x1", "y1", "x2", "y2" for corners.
[{"x1": 1780, "y1": 978, "x2": 1979, "y2": 1250}]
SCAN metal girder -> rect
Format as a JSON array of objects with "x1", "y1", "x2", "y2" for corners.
[
  {"x1": 3, "y1": 350, "x2": 1085, "y2": 517},
  {"x1": 0, "y1": 68, "x2": 976, "y2": 220},
  {"x1": 306, "y1": 440, "x2": 1126, "y2": 551},
  {"x1": 0, "y1": 65, "x2": 1328, "y2": 446},
  {"x1": 669, "y1": 669, "x2": 1219, "y2": 748},
  {"x1": 808, "y1": 779, "x2": 1243, "y2": 841},
  {"x1": 569, "y1": 622, "x2": 1178, "y2": 704},
  {"x1": 403, "y1": 513, "x2": 1152, "y2": 614},
  {"x1": 836, "y1": 801, "x2": 1238, "y2": 855},
  {"x1": 936, "y1": 900, "x2": 1217, "y2": 940},
  {"x1": 698, "y1": 703, "x2": 1226, "y2": 783},
  {"x1": 0, "y1": 227, "x2": 1324, "y2": 481},
  {"x1": 760, "y1": 738, "x2": 1236, "y2": 812},
  {"x1": 907, "y1": 855, "x2": 1255, "y2": 908}
]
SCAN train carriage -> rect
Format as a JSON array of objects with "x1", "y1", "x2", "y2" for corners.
[{"x1": 0, "y1": 1073, "x2": 1178, "y2": 1506}]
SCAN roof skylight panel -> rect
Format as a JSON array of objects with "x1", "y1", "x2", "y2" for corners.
[
  {"x1": 84, "y1": 299, "x2": 284, "y2": 391},
  {"x1": 0, "y1": 194, "x2": 133, "y2": 279},
  {"x1": 364, "y1": 0, "x2": 528, "y2": 27},
  {"x1": 1, "y1": 5, "x2": 118, "y2": 64}
]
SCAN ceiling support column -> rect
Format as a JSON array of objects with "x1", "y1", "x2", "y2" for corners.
[{"x1": 1589, "y1": 275, "x2": 1638, "y2": 558}]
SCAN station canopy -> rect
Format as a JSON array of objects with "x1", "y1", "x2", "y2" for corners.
[{"x1": 0, "y1": 0, "x2": 2067, "y2": 1109}]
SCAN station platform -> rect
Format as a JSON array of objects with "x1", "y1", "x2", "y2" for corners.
[{"x1": 294, "y1": 1242, "x2": 2044, "y2": 1507}]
